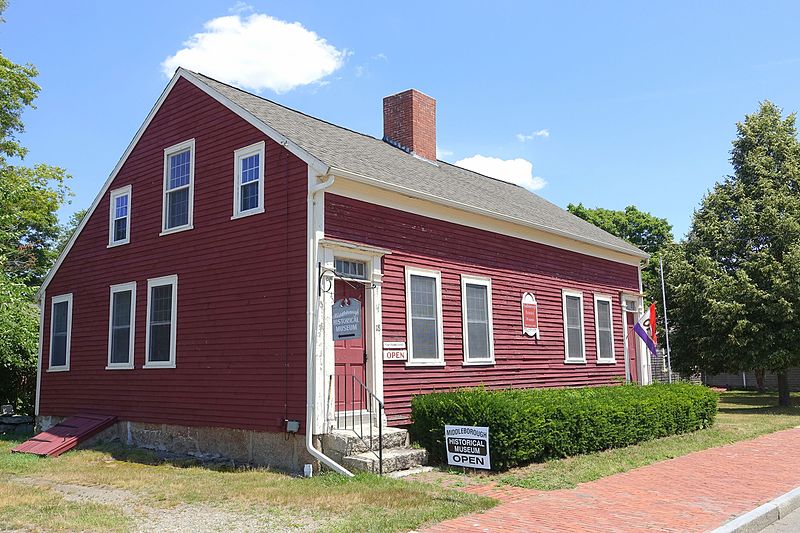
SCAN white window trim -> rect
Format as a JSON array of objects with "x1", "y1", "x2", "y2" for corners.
[
  {"x1": 161, "y1": 139, "x2": 195, "y2": 236},
  {"x1": 107, "y1": 185, "x2": 132, "y2": 247},
  {"x1": 231, "y1": 141, "x2": 266, "y2": 219},
  {"x1": 144, "y1": 275, "x2": 178, "y2": 368},
  {"x1": 106, "y1": 282, "x2": 136, "y2": 370},
  {"x1": 562, "y1": 289, "x2": 586, "y2": 364},
  {"x1": 594, "y1": 294, "x2": 616, "y2": 364},
  {"x1": 48, "y1": 293, "x2": 72, "y2": 372},
  {"x1": 461, "y1": 275, "x2": 495, "y2": 365},
  {"x1": 405, "y1": 266, "x2": 445, "y2": 367}
]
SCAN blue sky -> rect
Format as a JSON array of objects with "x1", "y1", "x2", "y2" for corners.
[{"x1": 5, "y1": 1, "x2": 800, "y2": 238}]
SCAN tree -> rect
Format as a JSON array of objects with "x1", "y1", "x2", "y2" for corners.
[
  {"x1": 0, "y1": 2, "x2": 72, "y2": 412},
  {"x1": 666, "y1": 101, "x2": 800, "y2": 406},
  {"x1": 567, "y1": 203, "x2": 674, "y2": 307},
  {"x1": 54, "y1": 208, "x2": 87, "y2": 256}
]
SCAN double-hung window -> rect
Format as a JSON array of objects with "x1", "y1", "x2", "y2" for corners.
[
  {"x1": 107, "y1": 282, "x2": 136, "y2": 369},
  {"x1": 594, "y1": 295, "x2": 615, "y2": 363},
  {"x1": 49, "y1": 293, "x2": 73, "y2": 371},
  {"x1": 562, "y1": 289, "x2": 586, "y2": 363},
  {"x1": 461, "y1": 275, "x2": 495, "y2": 364},
  {"x1": 108, "y1": 186, "x2": 131, "y2": 246},
  {"x1": 232, "y1": 141, "x2": 265, "y2": 218},
  {"x1": 405, "y1": 267, "x2": 444, "y2": 366},
  {"x1": 145, "y1": 275, "x2": 178, "y2": 368},
  {"x1": 162, "y1": 139, "x2": 195, "y2": 234}
]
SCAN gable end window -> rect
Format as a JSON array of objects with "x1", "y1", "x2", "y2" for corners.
[
  {"x1": 49, "y1": 293, "x2": 73, "y2": 371},
  {"x1": 107, "y1": 282, "x2": 136, "y2": 370},
  {"x1": 232, "y1": 141, "x2": 266, "y2": 218},
  {"x1": 461, "y1": 275, "x2": 495, "y2": 365},
  {"x1": 594, "y1": 295, "x2": 615, "y2": 363},
  {"x1": 405, "y1": 267, "x2": 444, "y2": 366},
  {"x1": 145, "y1": 275, "x2": 178, "y2": 368},
  {"x1": 108, "y1": 186, "x2": 131, "y2": 246},
  {"x1": 161, "y1": 139, "x2": 195, "y2": 234},
  {"x1": 562, "y1": 289, "x2": 586, "y2": 363}
]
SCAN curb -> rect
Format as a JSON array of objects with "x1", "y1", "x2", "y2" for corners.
[{"x1": 711, "y1": 486, "x2": 800, "y2": 533}]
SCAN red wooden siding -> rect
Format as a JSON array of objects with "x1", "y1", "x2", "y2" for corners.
[
  {"x1": 324, "y1": 194, "x2": 641, "y2": 424},
  {"x1": 39, "y1": 78, "x2": 309, "y2": 433}
]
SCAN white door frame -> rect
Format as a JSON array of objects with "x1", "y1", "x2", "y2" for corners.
[
  {"x1": 318, "y1": 239, "x2": 389, "y2": 432},
  {"x1": 621, "y1": 294, "x2": 650, "y2": 385}
]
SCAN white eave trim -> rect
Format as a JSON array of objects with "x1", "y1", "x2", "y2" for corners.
[
  {"x1": 327, "y1": 166, "x2": 650, "y2": 262},
  {"x1": 37, "y1": 68, "x2": 327, "y2": 300}
]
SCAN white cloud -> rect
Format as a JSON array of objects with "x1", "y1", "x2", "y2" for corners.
[
  {"x1": 516, "y1": 129, "x2": 550, "y2": 142},
  {"x1": 161, "y1": 12, "x2": 346, "y2": 93},
  {"x1": 454, "y1": 154, "x2": 547, "y2": 191},
  {"x1": 436, "y1": 146, "x2": 453, "y2": 158}
]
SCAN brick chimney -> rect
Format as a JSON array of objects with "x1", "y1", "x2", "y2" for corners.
[{"x1": 383, "y1": 89, "x2": 436, "y2": 161}]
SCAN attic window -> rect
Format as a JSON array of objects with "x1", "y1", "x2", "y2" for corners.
[
  {"x1": 232, "y1": 141, "x2": 265, "y2": 219},
  {"x1": 108, "y1": 185, "x2": 131, "y2": 247},
  {"x1": 161, "y1": 139, "x2": 195, "y2": 235}
]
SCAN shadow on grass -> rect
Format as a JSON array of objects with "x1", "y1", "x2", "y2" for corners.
[{"x1": 718, "y1": 391, "x2": 800, "y2": 416}]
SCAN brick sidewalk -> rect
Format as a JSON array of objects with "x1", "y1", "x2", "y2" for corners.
[{"x1": 424, "y1": 427, "x2": 800, "y2": 532}]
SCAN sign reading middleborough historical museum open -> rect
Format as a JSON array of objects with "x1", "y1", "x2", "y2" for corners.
[{"x1": 445, "y1": 425, "x2": 491, "y2": 470}]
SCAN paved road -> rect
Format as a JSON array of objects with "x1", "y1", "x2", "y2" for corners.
[
  {"x1": 762, "y1": 506, "x2": 800, "y2": 533},
  {"x1": 424, "y1": 428, "x2": 800, "y2": 532}
]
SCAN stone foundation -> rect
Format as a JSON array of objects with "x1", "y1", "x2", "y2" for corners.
[
  {"x1": 0, "y1": 415, "x2": 34, "y2": 435},
  {"x1": 36, "y1": 416, "x2": 320, "y2": 474}
]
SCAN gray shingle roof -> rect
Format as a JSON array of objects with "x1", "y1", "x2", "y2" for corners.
[{"x1": 192, "y1": 72, "x2": 646, "y2": 259}]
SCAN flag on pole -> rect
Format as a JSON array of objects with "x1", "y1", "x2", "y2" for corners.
[{"x1": 634, "y1": 303, "x2": 657, "y2": 356}]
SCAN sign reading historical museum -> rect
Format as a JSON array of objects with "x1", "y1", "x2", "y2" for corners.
[
  {"x1": 521, "y1": 292, "x2": 540, "y2": 338},
  {"x1": 445, "y1": 424, "x2": 491, "y2": 470},
  {"x1": 332, "y1": 298, "x2": 362, "y2": 341}
]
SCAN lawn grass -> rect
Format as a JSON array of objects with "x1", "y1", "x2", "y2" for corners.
[
  {"x1": 495, "y1": 390, "x2": 800, "y2": 490},
  {"x1": 0, "y1": 433, "x2": 495, "y2": 532}
]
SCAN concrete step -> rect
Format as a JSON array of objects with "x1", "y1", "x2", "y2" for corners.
[
  {"x1": 322, "y1": 426, "x2": 409, "y2": 461},
  {"x1": 341, "y1": 446, "x2": 428, "y2": 474}
]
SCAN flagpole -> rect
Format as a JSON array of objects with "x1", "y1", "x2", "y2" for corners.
[{"x1": 659, "y1": 255, "x2": 673, "y2": 383}]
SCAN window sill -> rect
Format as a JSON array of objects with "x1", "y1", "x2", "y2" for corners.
[
  {"x1": 231, "y1": 208, "x2": 265, "y2": 220},
  {"x1": 159, "y1": 225, "x2": 193, "y2": 237},
  {"x1": 143, "y1": 362, "x2": 176, "y2": 369},
  {"x1": 46, "y1": 366, "x2": 70, "y2": 372},
  {"x1": 564, "y1": 358, "x2": 587, "y2": 365},
  {"x1": 106, "y1": 365, "x2": 134, "y2": 370},
  {"x1": 596, "y1": 359, "x2": 616, "y2": 365},
  {"x1": 405, "y1": 361, "x2": 446, "y2": 368},
  {"x1": 107, "y1": 240, "x2": 130, "y2": 248},
  {"x1": 462, "y1": 360, "x2": 496, "y2": 366}
]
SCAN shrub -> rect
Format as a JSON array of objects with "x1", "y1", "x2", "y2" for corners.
[{"x1": 410, "y1": 383, "x2": 718, "y2": 471}]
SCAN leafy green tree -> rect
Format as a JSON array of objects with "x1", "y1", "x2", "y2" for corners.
[
  {"x1": 54, "y1": 208, "x2": 87, "y2": 256},
  {"x1": 567, "y1": 203, "x2": 674, "y2": 308},
  {"x1": 0, "y1": 1, "x2": 72, "y2": 412},
  {"x1": 666, "y1": 101, "x2": 800, "y2": 406}
]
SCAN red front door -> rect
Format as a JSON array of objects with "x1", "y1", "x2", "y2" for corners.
[
  {"x1": 334, "y1": 280, "x2": 367, "y2": 412},
  {"x1": 626, "y1": 310, "x2": 639, "y2": 383}
]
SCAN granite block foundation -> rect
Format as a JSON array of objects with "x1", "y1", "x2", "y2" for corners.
[{"x1": 36, "y1": 416, "x2": 320, "y2": 474}]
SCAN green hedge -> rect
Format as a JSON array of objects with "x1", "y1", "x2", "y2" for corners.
[{"x1": 410, "y1": 383, "x2": 718, "y2": 471}]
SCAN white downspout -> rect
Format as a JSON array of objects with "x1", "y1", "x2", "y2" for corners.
[{"x1": 305, "y1": 172, "x2": 352, "y2": 477}]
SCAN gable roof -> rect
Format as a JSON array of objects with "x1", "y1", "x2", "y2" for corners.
[
  {"x1": 188, "y1": 71, "x2": 647, "y2": 259},
  {"x1": 39, "y1": 70, "x2": 646, "y2": 299}
]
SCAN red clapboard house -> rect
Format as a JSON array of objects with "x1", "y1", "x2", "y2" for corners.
[{"x1": 35, "y1": 69, "x2": 649, "y2": 474}]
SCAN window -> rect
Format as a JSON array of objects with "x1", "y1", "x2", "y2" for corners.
[
  {"x1": 108, "y1": 186, "x2": 131, "y2": 246},
  {"x1": 162, "y1": 139, "x2": 195, "y2": 234},
  {"x1": 334, "y1": 259, "x2": 367, "y2": 279},
  {"x1": 232, "y1": 141, "x2": 265, "y2": 218},
  {"x1": 594, "y1": 295, "x2": 615, "y2": 363},
  {"x1": 107, "y1": 282, "x2": 136, "y2": 369},
  {"x1": 461, "y1": 275, "x2": 494, "y2": 364},
  {"x1": 49, "y1": 293, "x2": 72, "y2": 371},
  {"x1": 145, "y1": 275, "x2": 177, "y2": 368},
  {"x1": 562, "y1": 289, "x2": 586, "y2": 363},
  {"x1": 405, "y1": 267, "x2": 444, "y2": 365}
]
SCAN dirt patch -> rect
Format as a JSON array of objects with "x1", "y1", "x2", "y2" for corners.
[{"x1": 10, "y1": 477, "x2": 327, "y2": 532}]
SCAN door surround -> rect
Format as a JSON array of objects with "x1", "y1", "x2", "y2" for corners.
[{"x1": 318, "y1": 239, "x2": 390, "y2": 432}]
